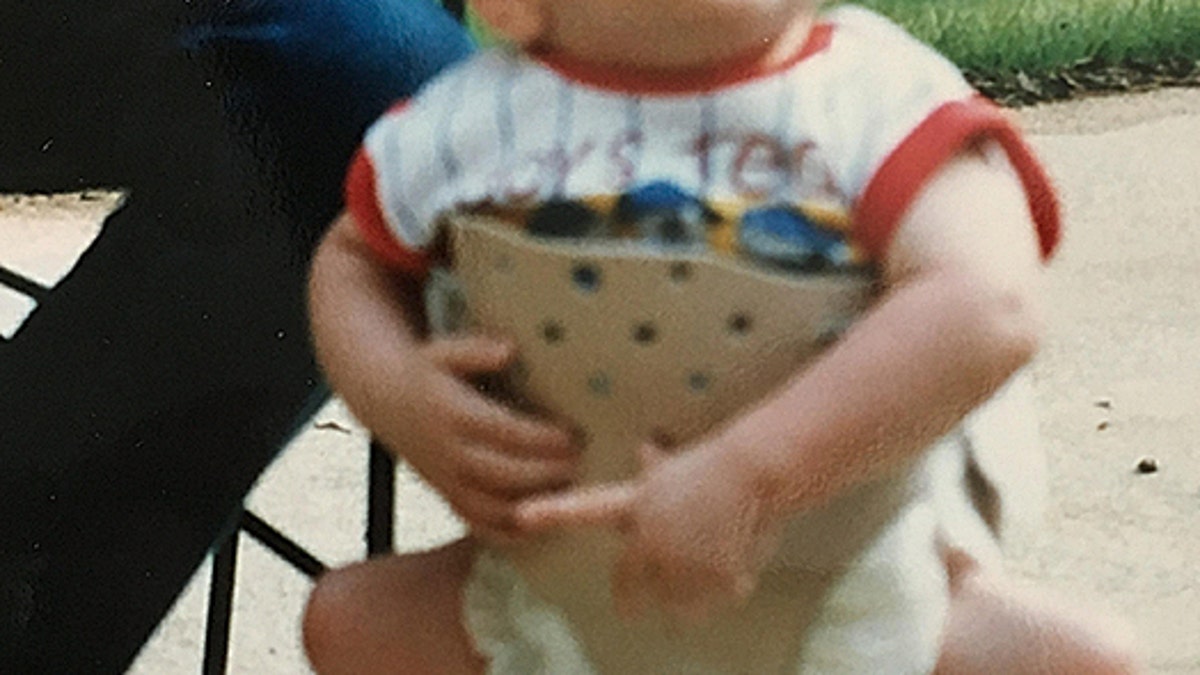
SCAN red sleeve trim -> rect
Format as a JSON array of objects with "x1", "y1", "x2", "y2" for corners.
[
  {"x1": 344, "y1": 146, "x2": 431, "y2": 279},
  {"x1": 853, "y1": 97, "x2": 1061, "y2": 262}
]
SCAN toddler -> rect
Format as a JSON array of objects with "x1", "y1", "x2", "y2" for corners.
[{"x1": 304, "y1": 0, "x2": 1138, "y2": 672}]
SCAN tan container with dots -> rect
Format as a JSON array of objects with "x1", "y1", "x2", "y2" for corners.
[{"x1": 425, "y1": 215, "x2": 973, "y2": 671}]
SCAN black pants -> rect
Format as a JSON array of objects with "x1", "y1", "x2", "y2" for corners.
[{"x1": 0, "y1": 2, "x2": 470, "y2": 670}]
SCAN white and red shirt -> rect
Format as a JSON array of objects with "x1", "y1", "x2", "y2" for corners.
[{"x1": 346, "y1": 5, "x2": 1059, "y2": 278}]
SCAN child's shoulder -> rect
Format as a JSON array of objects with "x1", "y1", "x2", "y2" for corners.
[
  {"x1": 819, "y1": 5, "x2": 970, "y2": 101},
  {"x1": 821, "y1": 4, "x2": 951, "y2": 67}
]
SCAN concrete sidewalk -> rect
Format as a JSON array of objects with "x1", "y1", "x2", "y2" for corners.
[
  {"x1": 112, "y1": 87, "x2": 1199, "y2": 673},
  {"x1": 1007, "y1": 88, "x2": 1200, "y2": 674}
]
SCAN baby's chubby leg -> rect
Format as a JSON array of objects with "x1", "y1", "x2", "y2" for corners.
[
  {"x1": 303, "y1": 538, "x2": 486, "y2": 675},
  {"x1": 935, "y1": 549, "x2": 1141, "y2": 675}
]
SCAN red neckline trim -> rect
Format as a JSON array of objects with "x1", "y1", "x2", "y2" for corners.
[{"x1": 532, "y1": 23, "x2": 833, "y2": 96}]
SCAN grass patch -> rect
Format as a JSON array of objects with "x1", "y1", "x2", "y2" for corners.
[{"x1": 844, "y1": 0, "x2": 1200, "y2": 104}]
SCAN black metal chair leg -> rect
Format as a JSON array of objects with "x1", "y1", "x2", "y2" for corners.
[
  {"x1": 0, "y1": 264, "x2": 50, "y2": 304},
  {"x1": 240, "y1": 511, "x2": 328, "y2": 579},
  {"x1": 203, "y1": 524, "x2": 240, "y2": 675},
  {"x1": 367, "y1": 440, "x2": 396, "y2": 556}
]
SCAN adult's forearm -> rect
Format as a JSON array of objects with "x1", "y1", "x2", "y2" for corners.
[{"x1": 720, "y1": 267, "x2": 1040, "y2": 520}]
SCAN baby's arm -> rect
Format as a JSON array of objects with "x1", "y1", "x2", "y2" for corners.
[
  {"x1": 308, "y1": 213, "x2": 579, "y2": 541},
  {"x1": 726, "y1": 140, "x2": 1044, "y2": 518},
  {"x1": 516, "y1": 142, "x2": 1044, "y2": 618}
]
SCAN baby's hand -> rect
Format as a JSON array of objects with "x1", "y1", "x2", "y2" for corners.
[
  {"x1": 384, "y1": 336, "x2": 580, "y2": 545},
  {"x1": 516, "y1": 438, "x2": 782, "y2": 624}
]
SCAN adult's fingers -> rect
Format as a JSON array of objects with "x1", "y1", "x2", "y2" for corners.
[{"x1": 514, "y1": 482, "x2": 637, "y2": 533}]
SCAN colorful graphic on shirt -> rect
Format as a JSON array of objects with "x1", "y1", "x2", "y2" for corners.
[{"x1": 464, "y1": 179, "x2": 865, "y2": 274}]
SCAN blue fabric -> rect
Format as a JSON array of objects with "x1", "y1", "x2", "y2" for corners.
[
  {"x1": 184, "y1": 0, "x2": 475, "y2": 253},
  {"x1": 185, "y1": 0, "x2": 471, "y2": 151}
]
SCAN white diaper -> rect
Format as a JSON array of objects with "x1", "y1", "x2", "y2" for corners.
[{"x1": 464, "y1": 494, "x2": 949, "y2": 675}]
